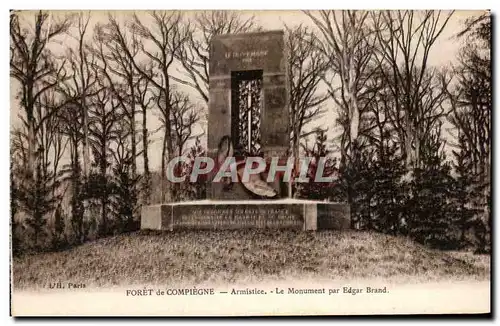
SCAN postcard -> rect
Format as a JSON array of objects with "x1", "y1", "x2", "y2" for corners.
[{"x1": 10, "y1": 9, "x2": 491, "y2": 316}]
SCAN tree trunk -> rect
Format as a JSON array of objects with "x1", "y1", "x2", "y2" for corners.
[
  {"x1": 404, "y1": 129, "x2": 413, "y2": 170},
  {"x1": 130, "y1": 76, "x2": 137, "y2": 177},
  {"x1": 131, "y1": 117, "x2": 137, "y2": 175},
  {"x1": 142, "y1": 107, "x2": 150, "y2": 204},
  {"x1": 161, "y1": 128, "x2": 172, "y2": 203},
  {"x1": 291, "y1": 129, "x2": 301, "y2": 198},
  {"x1": 414, "y1": 127, "x2": 421, "y2": 170},
  {"x1": 347, "y1": 66, "x2": 359, "y2": 157},
  {"x1": 346, "y1": 83, "x2": 359, "y2": 229},
  {"x1": 101, "y1": 196, "x2": 107, "y2": 236},
  {"x1": 27, "y1": 120, "x2": 37, "y2": 181},
  {"x1": 460, "y1": 206, "x2": 466, "y2": 245},
  {"x1": 81, "y1": 99, "x2": 90, "y2": 178},
  {"x1": 100, "y1": 140, "x2": 107, "y2": 235},
  {"x1": 163, "y1": 80, "x2": 174, "y2": 203},
  {"x1": 70, "y1": 138, "x2": 84, "y2": 244}
]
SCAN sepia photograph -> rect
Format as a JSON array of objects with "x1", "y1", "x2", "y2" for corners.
[{"x1": 9, "y1": 8, "x2": 491, "y2": 316}]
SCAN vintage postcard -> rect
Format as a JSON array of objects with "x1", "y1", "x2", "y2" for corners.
[{"x1": 9, "y1": 9, "x2": 491, "y2": 316}]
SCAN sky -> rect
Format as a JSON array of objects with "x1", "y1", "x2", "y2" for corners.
[{"x1": 9, "y1": 10, "x2": 487, "y2": 171}]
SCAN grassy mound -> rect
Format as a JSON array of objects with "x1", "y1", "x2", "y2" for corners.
[{"x1": 12, "y1": 230, "x2": 490, "y2": 289}]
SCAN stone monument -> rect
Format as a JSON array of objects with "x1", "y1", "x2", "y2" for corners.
[
  {"x1": 140, "y1": 30, "x2": 350, "y2": 232},
  {"x1": 208, "y1": 30, "x2": 289, "y2": 200}
]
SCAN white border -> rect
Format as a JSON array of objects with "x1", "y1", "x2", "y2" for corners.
[{"x1": 2, "y1": 0, "x2": 498, "y2": 324}]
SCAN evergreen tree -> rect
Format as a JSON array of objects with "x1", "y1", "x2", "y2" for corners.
[
  {"x1": 69, "y1": 153, "x2": 86, "y2": 245},
  {"x1": 18, "y1": 157, "x2": 60, "y2": 250},
  {"x1": 10, "y1": 160, "x2": 22, "y2": 256},
  {"x1": 369, "y1": 145, "x2": 407, "y2": 235},
  {"x1": 51, "y1": 204, "x2": 68, "y2": 250},
  {"x1": 109, "y1": 162, "x2": 141, "y2": 233},
  {"x1": 296, "y1": 128, "x2": 339, "y2": 200},
  {"x1": 407, "y1": 131, "x2": 458, "y2": 249},
  {"x1": 181, "y1": 137, "x2": 207, "y2": 200}
]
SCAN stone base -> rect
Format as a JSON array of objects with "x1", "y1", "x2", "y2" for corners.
[{"x1": 140, "y1": 199, "x2": 350, "y2": 231}]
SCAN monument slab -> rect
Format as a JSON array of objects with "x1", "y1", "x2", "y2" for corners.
[
  {"x1": 141, "y1": 200, "x2": 350, "y2": 231},
  {"x1": 208, "y1": 31, "x2": 289, "y2": 200}
]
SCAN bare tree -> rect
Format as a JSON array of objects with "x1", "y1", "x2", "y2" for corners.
[
  {"x1": 35, "y1": 90, "x2": 69, "y2": 197},
  {"x1": 448, "y1": 13, "x2": 491, "y2": 252},
  {"x1": 108, "y1": 115, "x2": 141, "y2": 232},
  {"x1": 57, "y1": 100, "x2": 86, "y2": 243},
  {"x1": 169, "y1": 92, "x2": 201, "y2": 200},
  {"x1": 285, "y1": 24, "x2": 329, "y2": 196},
  {"x1": 135, "y1": 76, "x2": 154, "y2": 204},
  {"x1": 176, "y1": 11, "x2": 260, "y2": 103},
  {"x1": 97, "y1": 16, "x2": 141, "y2": 178},
  {"x1": 11, "y1": 128, "x2": 28, "y2": 171},
  {"x1": 106, "y1": 11, "x2": 190, "y2": 202},
  {"x1": 57, "y1": 12, "x2": 101, "y2": 180},
  {"x1": 170, "y1": 93, "x2": 201, "y2": 158},
  {"x1": 11, "y1": 11, "x2": 72, "y2": 247},
  {"x1": 11, "y1": 98, "x2": 65, "y2": 250},
  {"x1": 449, "y1": 13, "x2": 490, "y2": 185},
  {"x1": 10, "y1": 11, "x2": 72, "y2": 181},
  {"x1": 306, "y1": 10, "x2": 377, "y2": 168},
  {"x1": 152, "y1": 89, "x2": 200, "y2": 201},
  {"x1": 371, "y1": 10, "x2": 453, "y2": 171},
  {"x1": 87, "y1": 77, "x2": 120, "y2": 235}
]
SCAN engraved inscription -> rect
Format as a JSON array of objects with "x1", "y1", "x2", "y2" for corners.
[
  {"x1": 225, "y1": 50, "x2": 268, "y2": 59},
  {"x1": 173, "y1": 206, "x2": 303, "y2": 229}
]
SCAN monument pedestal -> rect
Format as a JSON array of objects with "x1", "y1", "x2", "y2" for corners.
[
  {"x1": 140, "y1": 31, "x2": 351, "y2": 233},
  {"x1": 140, "y1": 199, "x2": 350, "y2": 231}
]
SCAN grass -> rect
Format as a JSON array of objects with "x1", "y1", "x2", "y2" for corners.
[{"x1": 12, "y1": 230, "x2": 491, "y2": 290}]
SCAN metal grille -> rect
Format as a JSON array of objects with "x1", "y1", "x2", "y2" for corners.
[{"x1": 236, "y1": 78, "x2": 262, "y2": 156}]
